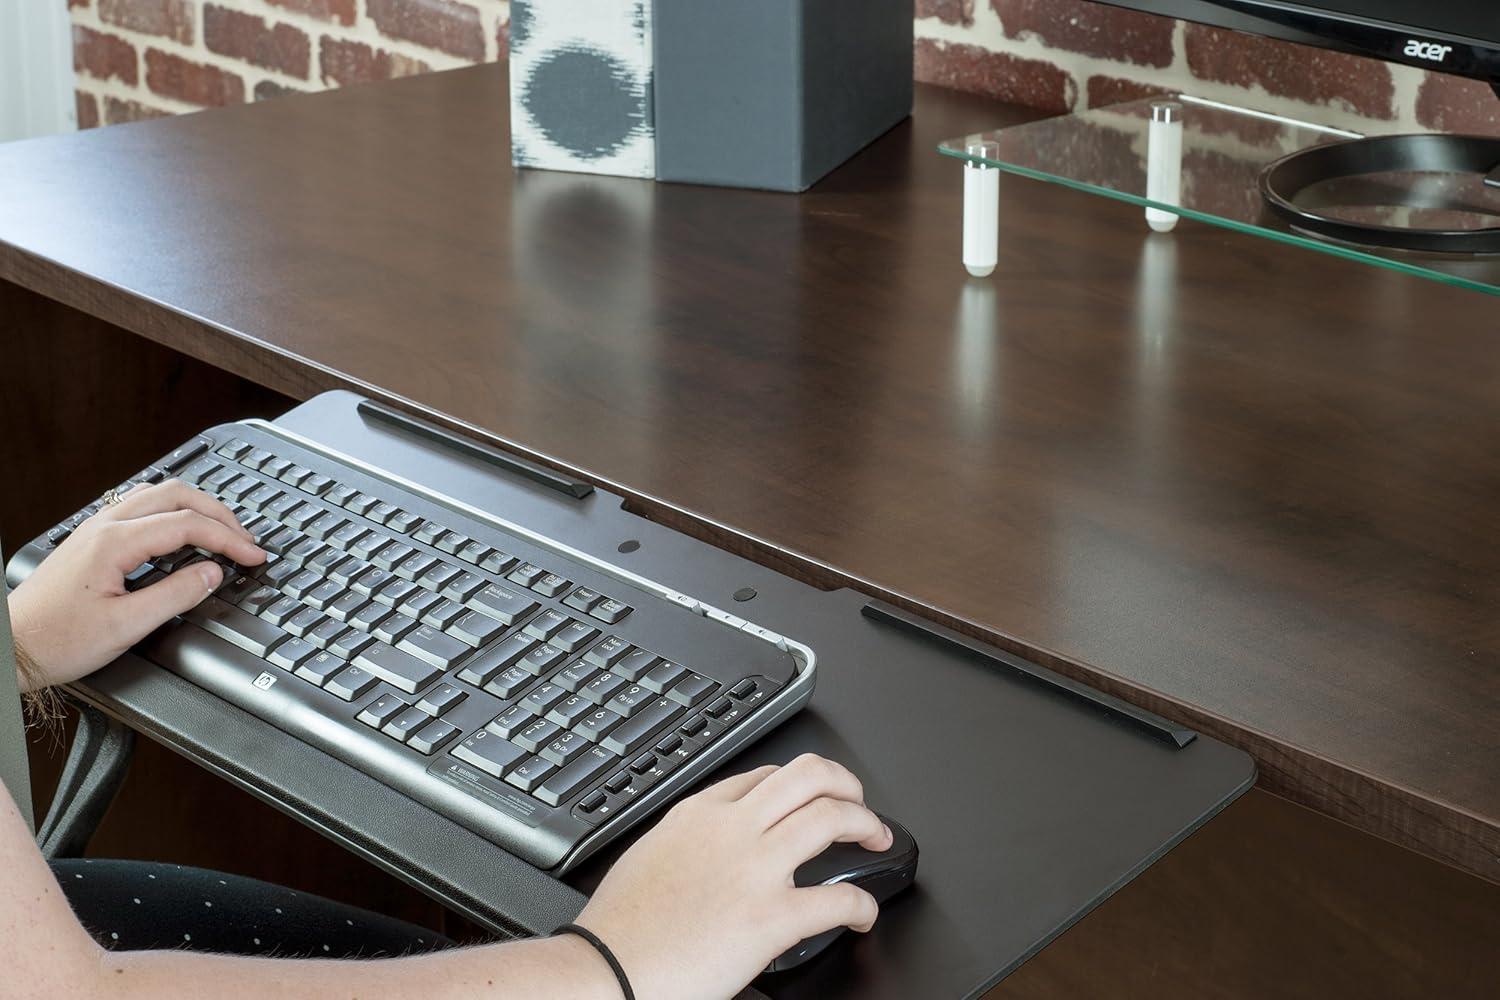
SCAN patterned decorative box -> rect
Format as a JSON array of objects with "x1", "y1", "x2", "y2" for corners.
[{"x1": 509, "y1": 0, "x2": 913, "y2": 192}]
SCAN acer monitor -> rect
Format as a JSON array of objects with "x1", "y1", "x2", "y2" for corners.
[{"x1": 1098, "y1": 2, "x2": 1500, "y2": 252}]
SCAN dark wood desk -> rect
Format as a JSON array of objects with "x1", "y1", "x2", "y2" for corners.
[{"x1": 2, "y1": 66, "x2": 1497, "y2": 996}]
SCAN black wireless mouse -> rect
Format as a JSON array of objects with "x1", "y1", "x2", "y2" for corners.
[{"x1": 765, "y1": 815, "x2": 919, "y2": 973}]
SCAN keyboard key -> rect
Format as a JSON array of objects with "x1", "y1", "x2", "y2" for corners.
[
  {"x1": 412, "y1": 522, "x2": 447, "y2": 546},
  {"x1": 584, "y1": 636, "x2": 631, "y2": 668},
  {"x1": 295, "y1": 651, "x2": 347, "y2": 686},
  {"x1": 360, "y1": 697, "x2": 406, "y2": 732},
  {"x1": 541, "y1": 731, "x2": 591, "y2": 767},
  {"x1": 607, "y1": 684, "x2": 655, "y2": 718},
  {"x1": 605, "y1": 771, "x2": 632, "y2": 794},
  {"x1": 216, "y1": 439, "x2": 252, "y2": 461},
  {"x1": 373, "y1": 578, "x2": 420, "y2": 608},
  {"x1": 325, "y1": 665, "x2": 378, "y2": 701},
  {"x1": 448, "y1": 609, "x2": 505, "y2": 650},
  {"x1": 221, "y1": 476, "x2": 259, "y2": 502},
  {"x1": 547, "y1": 694, "x2": 594, "y2": 728},
  {"x1": 555, "y1": 660, "x2": 599, "y2": 693},
  {"x1": 393, "y1": 552, "x2": 438, "y2": 582},
  {"x1": 582, "y1": 671, "x2": 626, "y2": 705},
  {"x1": 466, "y1": 585, "x2": 536, "y2": 626},
  {"x1": 601, "y1": 698, "x2": 682, "y2": 756},
  {"x1": 374, "y1": 613, "x2": 419, "y2": 645},
  {"x1": 452, "y1": 732, "x2": 526, "y2": 778},
  {"x1": 373, "y1": 542, "x2": 414, "y2": 571},
  {"x1": 730, "y1": 678, "x2": 758, "y2": 699},
  {"x1": 305, "y1": 549, "x2": 350, "y2": 579},
  {"x1": 705, "y1": 696, "x2": 733, "y2": 718},
  {"x1": 269, "y1": 637, "x2": 319, "y2": 670},
  {"x1": 265, "y1": 492, "x2": 303, "y2": 519},
  {"x1": 504, "y1": 755, "x2": 556, "y2": 792},
  {"x1": 349, "y1": 602, "x2": 391, "y2": 635},
  {"x1": 278, "y1": 464, "x2": 313, "y2": 487},
  {"x1": 351, "y1": 567, "x2": 394, "y2": 597},
  {"x1": 258, "y1": 525, "x2": 298, "y2": 556},
  {"x1": 407, "y1": 719, "x2": 459, "y2": 755},
  {"x1": 382, "y1": 705, "x2": 433, "y2": 743},
  {"x1": 442, "y1": 571, "x2": 487, "y2": 603},
  {"x1": 238, "y1": 585, "x2": 281, "y2": 616},
  {"x1": 580, "y1": 791, "x2": 608, "y2": 813},
  {"x1": 456, "y1": 540, "x2": 492, "y2": 565},
  {"x1": 482, "y1": 665, "x2": 533, "y2": 699},
  {"x1": 479, "y1": 550, "x2": 517, "y2": 574},
  {"x1": 419, "y1": 561, "x2": 461, "y2": 592},
  {"x1": 305, "y1": 618, "x2": 350, "y2": 650},
  {"x1": 284, "y1": 505, "x2": 321, "y2": 531},
  {"x1": 456, "y1": 634, "x2": 535, "y2": 685},
  {"x1": 354, "y1": 642, "x2": 442, "y2": 694},
  {"x1": 300, "y1": 474, "x2": 335, "y2": 497},
  {"x1": 535, "y1": 746, "x2": 616, "y2": 806},
  {"x1": 653, "y1": 734, "x2": 683, "y2": 756},
  {"x1": 679, "y1": 714, "x2": 709, "y2": 737},
  {"x1": 435, "y1": 532, "x2": 469, "y2": 555},
  {"x1": 562, "y1": 587, "x2": 603, "y2": 613},
  {"x1": 416, "y1": 683, "x2": 467, "y2": 717},
  {"x1": 521, "y1": 643, "x2": 566, "y2": 676},
  {"x1": 306, "y1": 512, "x2": 346, "y2": 541},
  {"x1": 204, "y1": 467, "x2": 239, "y2": 493},
  {"x1": 285, "y1": 538, "x2": 325, "y2": 568},
  {"x1": 386, "y1": 511, "x2": 422, "y2": 534},
  {"x1": 261, "y1": 595, "x2": 301, "y2": 626},
  {"x1": 163, "y1": 438, "x2": 211, "y2": 472},
  {"x1": 398, "y1": 625, "x2": 469, "y2": 670},
  {"x1": 185, "y1": 597, "x2": 287, "y2": 657},
  {"x1": 667, "y1": 672, "x2": 716, "y2": 707},
  {"x1": 400, "y1": 588, "x2": 443, "y2": 620},
  {"x1": 329, "y1": 630, "x2": 376, "y2": 662},
  {"x1": 329, "y1": 522, "x2": 371, "y2": 551},
  {"x1": 590, "y1": 599, "x2": 632, "y2": 624},
  {"x1": 344, "y1": 493, "x2": 379, "y2": 516},
  {"x1": 259, "y1": 457, "x2": 293, "y2": 480},
  {"x1": 419, "y1": 598, "x2": 465, "y2": 630},
  {"x1": 350, "y1": 533, "x2": 395, "y2": 563},
  {"x1": 486, "y1": 705, "x2": 534, "y2": 739},
  {"x1": 514, "y1": 719, "x2": 562, "y2": 753},
  {"x1": 285, "y1": 606, "x2": 327, "y2": 638},
  {"x1": 573, "y1": 707, "x2": 623, "y2": 744},
  {"x1": 326, "y1": 590, "x2": 371, "y2": 623},
  {"x1": 304, "y1": 579, "x2": 345, "y2": 611},
  {"x1": 325, "y1": 484, "x2": 359, "y2": 508},
  {"x1": 614, "y1": 648, "x2": 660, "y2": 682},
  {"x1": 521, "y1": 682, "x2": 568, "y2": 716},
  {"x1": 524, "y1": 609, "x2": 570, "y2": 641},
  {"x1": 366, "y1": 501, "x2": 399, "y2": 524},
  {"x1": 629, "y1": 753, "x2": 657, "y2": 775},
  {"x1": 507, "y1": 563, "x2": 545, "y2": 588},
  {"x1": 532, "y1": 573, "x2": 570, "y2": 598}
]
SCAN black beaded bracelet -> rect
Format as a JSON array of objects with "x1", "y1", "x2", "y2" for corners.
[{"x1": 555, "y1": 922, "x2": 635, "y2": 1000}]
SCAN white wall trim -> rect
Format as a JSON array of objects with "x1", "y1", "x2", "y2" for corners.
[{"x1": 0, "y1": 0, "x2": 78, "y2": 142}]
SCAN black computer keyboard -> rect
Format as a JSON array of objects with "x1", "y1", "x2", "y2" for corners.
[{"x1": 19, "y1": 420, "x2": 815, "y2": 873}]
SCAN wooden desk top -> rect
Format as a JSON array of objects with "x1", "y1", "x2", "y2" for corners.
[{"x1": 1, "y1": 65, "x2": 1496, "y2": 883}]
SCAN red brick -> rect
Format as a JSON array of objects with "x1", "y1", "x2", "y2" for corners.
[
  {"x1": 104, "y1": 96, "x2": 173, "y2": 125},
  {"x1": 916, "y1": 0, "x2": 974, "y2": 27},
  {"x1": 75, "y1": 91, "x2": 100, "y2": 130},
  {"x1": 367, "y1": 0, "x2": 484, "y2": 61},
  {"x1": 1086, "y1": 75, "x2": 1169, "y2": 109},
  {"x1": 73, "y1": 25, "x2": 137, "y2": 86},
  {"x1": 914, "y1": 38, "x2": 1074, "y2": 113},
  {"x1": 204, "y1": 5, "x2": 311, "y2": 79},
  {"x1": 266, "y1": 0, "x2": 357, "y2": 27},
  {"x1": 1415, "y1": 73, "x2": 1500, "y2": 135},
  {"x1": 994, "y1": 0, "x2": 1173, "y2": 68},
  {"x1": 98, "y1": 0, "x2": 193, "y2": 45},
  {"x1": 145, "y1": 49, "x2": 246, "y2": 107},
  {"x1": 69, "y1": 0, "x2": 91, "y2": 9},
  {"x1": 254, "y1": 80, "x2": 305, "y2": 102},
  {"x1": 319, "y1": 37, "x2": 431, "y2": 88},
  {"x1": 1185, "y1": 23, "x2": 1394, "y2": 119}
]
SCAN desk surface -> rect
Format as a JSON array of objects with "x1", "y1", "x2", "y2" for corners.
[{"x1": 1, "y1": 65, "x2": 1496, "y2": 883}]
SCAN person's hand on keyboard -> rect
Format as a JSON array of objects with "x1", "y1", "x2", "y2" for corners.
[
  {"x1": 8, "y1": 479, "x2": 264, "y2": 691},
  {"x1": 572, "y1": 752, "x2": 894, "y2": 1000}
]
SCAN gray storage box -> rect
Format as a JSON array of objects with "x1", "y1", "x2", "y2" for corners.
[
  {"x1": 653, "y1": 0, "x2": 914, "y2": 191},
  {"x1": 509, "y1": 0, "x2": 914, "y2": 192}
]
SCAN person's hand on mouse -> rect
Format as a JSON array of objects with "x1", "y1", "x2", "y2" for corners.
[
  {"x1": 7, "y1": 479, "x2": 265, "y2": 691},
  {"x1": 573, "y1": 752, "x2": 894, "y2": 1000}
]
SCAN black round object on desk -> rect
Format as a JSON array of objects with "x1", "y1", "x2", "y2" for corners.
[{"x1": 1259, "y1": 134, "x2": 1500, "y2": 254}]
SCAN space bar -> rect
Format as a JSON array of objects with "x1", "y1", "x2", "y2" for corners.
[{"x1": 184, "y1": 597, "x2": 287, "y2": 657}]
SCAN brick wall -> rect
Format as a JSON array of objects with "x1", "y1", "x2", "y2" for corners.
[
  {"x1": 914, "y1": 0, "x2": 1500, "y2": 134},
  {"x1": 70, "y1": 0, "x2": 511, "y2": 128},
  {"x1": 69, "y1": 0, "x2": 1500, "y2": 136}
]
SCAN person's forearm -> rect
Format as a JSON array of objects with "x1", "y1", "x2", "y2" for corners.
[{"x1": 85, "y1": 934, "x2": 622, "y2": 1000}]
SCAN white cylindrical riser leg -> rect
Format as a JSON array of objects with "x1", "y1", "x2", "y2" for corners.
[
  {"x1": 1146, "y1": 102, "x2": 1184, "y2": 233},
  {"x1": 964, "y1": 162, "x2": 999, "y2": 277}
]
